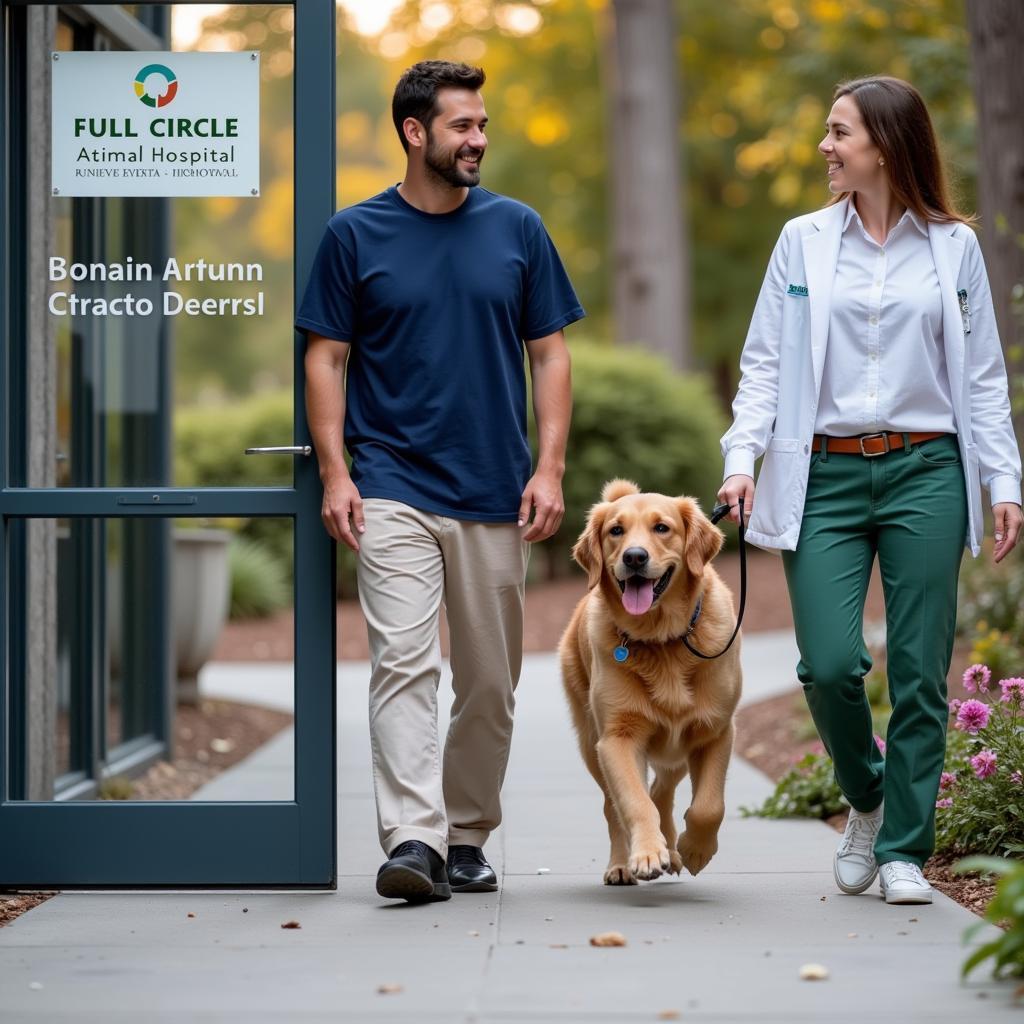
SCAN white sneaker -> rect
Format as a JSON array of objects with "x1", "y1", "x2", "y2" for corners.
[
  {"x1": 833, "y1": 802, "x2": 883, "y2": 894},
  {"x1": 879, "y1": 860, "x2": 933, "y2": 904}
]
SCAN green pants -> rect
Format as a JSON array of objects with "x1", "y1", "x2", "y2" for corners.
[{"x1": 781, "y1": 434, "x2": 967, "y2": 868}]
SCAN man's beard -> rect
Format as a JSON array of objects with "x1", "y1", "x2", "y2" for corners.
[{"x1": 424, "y1": 131, "x2": 483, "y2": 189}]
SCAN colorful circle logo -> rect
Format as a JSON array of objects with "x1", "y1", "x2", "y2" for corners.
[{"x1": 134, "y1": 64, "x2": 178, "y2": 108}]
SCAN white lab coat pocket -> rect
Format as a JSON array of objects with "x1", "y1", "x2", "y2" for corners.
[{"x1": 750, "y1": 437, "x2": 804, "y2": 539}]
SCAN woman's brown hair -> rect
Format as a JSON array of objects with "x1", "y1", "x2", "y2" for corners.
[{"x1": 827, "y1": 75, "x2": 974, "y2": 225}]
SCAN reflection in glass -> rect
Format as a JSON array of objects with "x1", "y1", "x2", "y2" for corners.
[{"x1": 23, "y1": 517, "x2": 296, "y2": 802}]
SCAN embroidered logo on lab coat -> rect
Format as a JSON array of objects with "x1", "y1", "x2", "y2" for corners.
[
  {"x1": 787, "y1": 283, "x2": 809, "y2": 297},
  {"x1": 957, "y1": 289, "x2": 971, "y2": 334}
]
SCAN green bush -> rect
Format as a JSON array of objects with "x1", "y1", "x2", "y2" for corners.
[
  {"x1": 740, "y1": 751, "x2": 847, "y2": 820},
  {"x1": 175, "y1": 390, "x2": 295, "y2": 489},
  {"x1": 228, "y1": 537, "x2": 291, "y2": 620},
  {"x1": 533, "y1": 340, "x2": 729, "y2": 578},
  {"x1": 175, "y1": 393, "x2": 359, "y2": 598},
  {"x1": 957, "y1": 856, "x2": 1024, "y2": 982},
  {"x1": 174, "y1": 342, "x2": 730, "y2": 594}
]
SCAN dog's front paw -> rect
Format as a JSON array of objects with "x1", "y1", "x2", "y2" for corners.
[
  {"x1": 668, "y1": 849, "x2": 683, "y2": 875},
  {"x1": 628, "y1": 840, "x2": 672, "y2": 881},
  {"x1": 603, "y1": 864, "x2": 637, "y2": 886},
  {"x1": 676, "y1": 829, "x2": 718, "y2": 876}
]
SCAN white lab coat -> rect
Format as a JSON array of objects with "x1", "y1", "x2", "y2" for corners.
[{"x1": 721, "y1": 199, "x2": 1022, "y2": 557}]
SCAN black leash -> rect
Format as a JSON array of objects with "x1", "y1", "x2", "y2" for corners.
[
  {"x1": 613, "y1": 496, "x2": 747, "y2": 663},
  {"x1": 680, "y1": 495, "x2": 746, "y2": 660}
]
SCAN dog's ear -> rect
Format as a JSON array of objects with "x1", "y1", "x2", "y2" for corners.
[
  {"x1": 572, "y1": 502, "x2": 608, "y2": 590},
  {"x1": 678, "y1": 498, "x2": 724, "y2": 577},
  {"x1": 601, "y1": 479, "x2": 640, "y2": 503}
]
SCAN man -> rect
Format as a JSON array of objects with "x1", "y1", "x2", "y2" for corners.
[{"x1": 295, "y1": 61, "x2": 584, "y2": 903}]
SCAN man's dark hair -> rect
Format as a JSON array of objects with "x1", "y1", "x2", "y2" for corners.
[{"x1": 391, "y1": 60, "x2": 486, "y2": 153}]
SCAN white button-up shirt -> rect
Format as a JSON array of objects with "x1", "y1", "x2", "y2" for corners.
[{"x1": 814, "y1": 200, "x2": 956, "y2": 436}]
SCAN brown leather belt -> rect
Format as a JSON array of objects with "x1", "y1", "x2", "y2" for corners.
[{"x1": 812, "y1": 431, "x2": 950, "y2": 458}]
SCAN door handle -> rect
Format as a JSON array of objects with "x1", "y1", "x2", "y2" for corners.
[{"x1": 244, "y1": 446, "x2": 312, "y2": 456}]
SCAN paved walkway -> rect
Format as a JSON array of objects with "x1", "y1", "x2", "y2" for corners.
[{"x1": 1, "y1": 631, "x2": 1015, "y2": 1021}]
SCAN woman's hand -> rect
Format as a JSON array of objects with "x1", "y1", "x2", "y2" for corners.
[
  {"x1": 716, "y1": 474, "x2": 755, "y2": 526},
  {"x1": 992, "y1": 502, "x2": 1022, "y2": 564}
]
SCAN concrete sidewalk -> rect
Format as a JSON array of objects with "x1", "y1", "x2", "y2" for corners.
[{"x1": 0, "y1": 632, "x2": 1015, "y2": 1021}]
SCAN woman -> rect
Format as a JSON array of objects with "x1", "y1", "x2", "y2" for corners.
[{"x1": 718, "y1": 76, "x2": 1022, "y2": 905}]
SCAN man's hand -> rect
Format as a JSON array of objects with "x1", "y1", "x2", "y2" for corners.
[
  {"x1": 992, "y1": 502, "x2": 1022, "y2": 564},
  {"x1": 322, "y1": 474, "x2": 365, "y2": 552},
  {"x1": 716, "y1": 474, "x2": 755, "y2": 526},
  {"x1": 518, "y1": 469, "x2": 565, "y2": 542}
]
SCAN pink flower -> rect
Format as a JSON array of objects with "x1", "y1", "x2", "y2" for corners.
[
  {"x1": 1011, "y1": 771, "x2": 1023, "y2": 786},
  {"x1": 939, "y1": 771, "x2": 956, "y2": 791},
  {"x1": 970, "y1": 750, "x2": 998, "y2": 779},
  {"x1": 963, "y1": 664, "x2": 991, "y2": 693},
  {"x1": 948, "y1": 698, "x2": 962, "y2": 715},
  {"x1": 999, "y1": 678, "x2": 1024, "y2": 707},
  {"x1": 956, "y1": 699, "x2": 991, "y2": 735},
  {"x1": 935, "y1": 797, "x2": 953, "y2": 809},
  {"x1": 874, "y1": 734, "x2": 886, "y2": 756}
]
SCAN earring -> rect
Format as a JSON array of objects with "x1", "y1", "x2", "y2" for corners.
[{"x1": 878, "y1": 158, "x2": 885, "y2": 166}]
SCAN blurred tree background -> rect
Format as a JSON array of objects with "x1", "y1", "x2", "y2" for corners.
[
  {"x1": 168, "y1": 0, "x2": 1000, "y2": 583},
  {"x1": 172, "y1": 0, "x2": 975, "y2": 408}
]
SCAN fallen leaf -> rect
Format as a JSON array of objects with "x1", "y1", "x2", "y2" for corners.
[
  {"x1": 187, "y1": 912, "x2": 195, "y2": 918},
  {"x1": 281, "y1": 920, "x2": 301, "y2": 929},
  {"x1": 799, "y1": 963, "x2": 829, "y2": 981},
  {"x1": 376, "y1": 983, "x2": 403, "y2": 995},
  {"x1": 657, "y1": 1013, "x2": 682, "y2": 1022},
  {"x1": 590, "y1": 931, "x2": 627, "y2": 947}
]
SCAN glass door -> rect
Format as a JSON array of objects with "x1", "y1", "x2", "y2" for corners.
[{"x1": 0, "y1": 0, "x2": 338, "y2": 887}]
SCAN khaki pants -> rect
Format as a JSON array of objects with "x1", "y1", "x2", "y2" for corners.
[{"x1": 356, "y1": 498, "x2": 529, "y2": 860}]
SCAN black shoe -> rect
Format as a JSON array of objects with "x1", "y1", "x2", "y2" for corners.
[
  {"x1": 376, "y1": 840, "x2": 452, "y2": 903},
  {"x1": 446, "y1": 845, "x2": 498, "y2": 893}
]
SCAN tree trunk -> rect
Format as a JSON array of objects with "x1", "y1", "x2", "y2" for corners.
[
  {"x1": 966, "y1": 0, "x2": 1024, "y2": 441},
  {"x1": 606, "y1": 0, "x2": 690, "y2": 369}
]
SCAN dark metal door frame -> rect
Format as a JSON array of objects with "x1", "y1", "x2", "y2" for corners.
[{"x1": 0, "y1": 0, "x2": 338, "y2": 888}]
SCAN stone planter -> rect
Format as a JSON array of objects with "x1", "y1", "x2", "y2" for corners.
[
  {"x1": 108, "y1": 527, "x2": 232, "y2": 705},
  {"x1": 171, "y1": 528, "x2": 232, "y2": 705}
]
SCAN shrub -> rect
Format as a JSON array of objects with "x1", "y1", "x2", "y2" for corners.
[
  {"x1": 935, "y1": 665, "x2": 1024, "y2": 859},
  {"x1": 175, "y1": 342, "x2": 730, "y2": 592},
  {"x1": 175, "y1": 393, "x2": 359, "y2": 597},
  {"x1": 740, "y1": 751, "x2": 847, "y2": 820},
  {"x1": 535, "y1": 340, "x2": 728, "y2": 578},
  {"x1": 228, "y1": 537, "x2": 291, "y2": 620},
  {"x1": 957, "y1": 856, "x2": 1024, "y2": 982}
]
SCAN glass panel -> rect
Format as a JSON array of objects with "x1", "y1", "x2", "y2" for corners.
[
  {"x1": 35, "y1": 6, "x2": 296, "y2": 489},
  {"x1": 18, "y1": 516, "x2": 296, "y2": 802}
]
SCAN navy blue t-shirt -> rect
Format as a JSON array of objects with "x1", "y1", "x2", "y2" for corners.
[{"x1": 294, "y1": 185, "x2": 585, "y2": 521}]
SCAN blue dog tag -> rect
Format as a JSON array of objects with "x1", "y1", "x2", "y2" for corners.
[{"x1": 613, "y1": 645, "x2": 629, "y2": 663}]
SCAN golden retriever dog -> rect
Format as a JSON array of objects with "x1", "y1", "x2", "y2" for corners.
[{"x1": 559, "y1": 479, "x2": 742, "y2": 885}]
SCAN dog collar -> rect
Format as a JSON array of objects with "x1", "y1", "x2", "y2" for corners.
[{"x1": 613, "y1": 595, "x2": 703, "y2": 663}]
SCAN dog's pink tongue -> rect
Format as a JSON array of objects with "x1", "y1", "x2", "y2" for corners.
[{"x1": 622, "y1": 578, "x2": 655, "y2": 615}]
